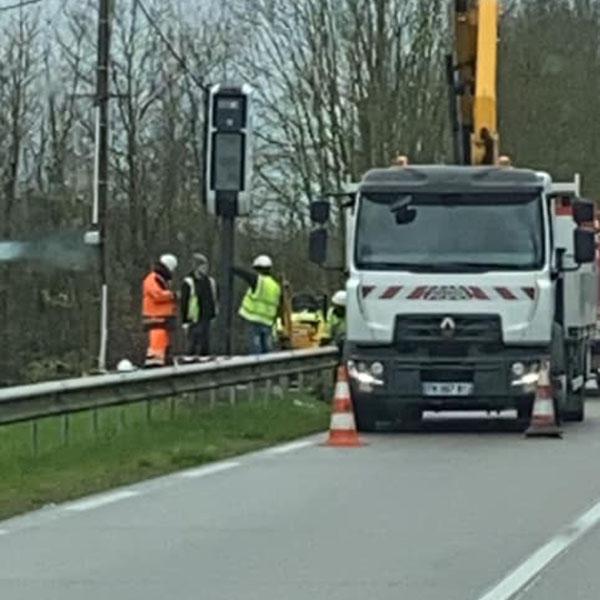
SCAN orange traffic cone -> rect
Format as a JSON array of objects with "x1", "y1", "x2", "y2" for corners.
[
  {"x1": 525, "y1": 360, "x2": 562, "y2": 438},
  {"x1": 324, "y1": 365, "x2": 363, "y2": 447}
]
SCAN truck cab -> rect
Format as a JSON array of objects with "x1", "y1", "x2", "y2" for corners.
[{"x1": 340, "y1": 164, "x2": 596, "y2": 430}]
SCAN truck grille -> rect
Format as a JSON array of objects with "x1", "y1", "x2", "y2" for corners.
[{"x1": 395, "y1": 314, "x2": 502, "y2": 351}]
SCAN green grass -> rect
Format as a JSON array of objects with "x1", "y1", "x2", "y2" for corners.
[{"x1": 0, "y1": 392, "x2": 329, "y2": 520}]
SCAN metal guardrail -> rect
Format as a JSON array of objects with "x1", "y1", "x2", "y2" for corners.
[{"x1": 0, "y1": 348, "x2": 339, "y2": 426}]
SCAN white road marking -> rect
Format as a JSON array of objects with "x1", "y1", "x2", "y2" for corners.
[
  {"x1": 477, "y1": 499, "x2": 600, "y2": 600},
  {"x1": 64, "y1": 490, "x2": 140, "y2": 513},
  {"x1": 178, "y1": 461, "x2": 240, "y2": 479},
  {"x1": 266, "y1": 440, "x2": 313, "y2": 455},
  {"x1": 0, "y1": 436, "x2": 321, "y2": 534}
]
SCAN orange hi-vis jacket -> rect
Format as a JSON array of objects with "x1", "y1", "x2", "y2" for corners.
[{"x1": 142, "y1": 270, "x2": 176, "y2": 326}]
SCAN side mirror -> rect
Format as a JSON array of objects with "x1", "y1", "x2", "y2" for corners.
[
  {"x1": 573, "y1": 199, "x2": 594, "y2": 226},
  {"x1": 309, "y1": 228, "x2": 328, "y2": 265},
  {"x1": 310, "y1": 200, "x2": 330, "y2": 225},
  {"x1": 574, "y1": 229, "x2": 596, "y2": 264}
]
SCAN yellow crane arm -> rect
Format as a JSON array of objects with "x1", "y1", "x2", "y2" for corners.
[{"x1": 450, "y1": 0, "x2": 500, "y2": 165}]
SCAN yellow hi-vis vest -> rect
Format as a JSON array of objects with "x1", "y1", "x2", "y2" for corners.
[
  {"x1": 184, "y1": 277, "x2": 200, "y2": 322},
  {"x1": 239, "y1": 275, "x2": 281, "y2": 327}
]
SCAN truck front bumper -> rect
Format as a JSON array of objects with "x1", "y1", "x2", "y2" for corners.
[{"x1": 345, "y1": 345, "x2": 547, "y2": 412}]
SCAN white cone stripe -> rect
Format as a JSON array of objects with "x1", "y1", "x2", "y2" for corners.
[
  {"x1": 334, "y1": 381, "x2": 351, "y2": 399},
  {"x1": 330, "y1": 412, "x2": 356, "y2": 430},
  {"x1": 533, "y1": 398, "x2": 554, "y2": 418}
]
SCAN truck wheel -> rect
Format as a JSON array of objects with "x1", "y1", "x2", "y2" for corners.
[
  {"x1": 353, "y1": 402, "x2": 378, "y2": 432},
  {"x1": 353, "y1": 400, "x2": 389, "y2": 432}
]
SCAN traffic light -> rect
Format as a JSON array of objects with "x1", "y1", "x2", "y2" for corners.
[{"x1": 205, "y1": 84, "x2": 254, "y2": 217}]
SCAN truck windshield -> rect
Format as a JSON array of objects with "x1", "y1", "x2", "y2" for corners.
[{"x1": 355, "y1": 192, "x2": 544, "y2": 271}]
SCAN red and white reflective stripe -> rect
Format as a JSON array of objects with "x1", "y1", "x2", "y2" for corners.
[
  {"x1": 468, "y1": 286, "x2": 489, "y2": 300},
  {"x1": 495, "y1": 286, "x2": 517, "y2": 300},
  {"x1": 360, "y1": 285, "x2": 536, "y2": 301},
  {"x1": 361, "y1": 285, "x2": 375, "y2": 298},
  {"x1": 407, "y1": 286, "x2": 427, "y2": 299},
  {"x1": 380, "y1": 285, "x2": 403, "y2": 299}
]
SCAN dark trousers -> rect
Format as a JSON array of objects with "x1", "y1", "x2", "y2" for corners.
[
  {"x1": 188, "y1": 321, "x2": 211, "y2": 356},
  {"x1": 248, "y1": 322, "x2": 273, "y2": 354}
]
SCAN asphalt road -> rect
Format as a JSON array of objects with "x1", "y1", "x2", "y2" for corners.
[{"x1": 3, "y1": 404, "x2": 600, "y2": 599}]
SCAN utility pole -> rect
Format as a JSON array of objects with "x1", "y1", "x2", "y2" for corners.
[{"x1": 94, "y1": 0, "x2": 112, "y2": 371}]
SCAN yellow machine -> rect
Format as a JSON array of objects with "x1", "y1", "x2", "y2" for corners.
[
  {"x1": 277, "y1": 283, "x2": 326, "y2": 350},
  {"x1": 448, "y1": 0, "x2": 500, "y2": 165}
]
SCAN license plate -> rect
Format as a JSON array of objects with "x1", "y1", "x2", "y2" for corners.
[{"x1": 422, "y1": 382, "x2": 474, "y2": 397}]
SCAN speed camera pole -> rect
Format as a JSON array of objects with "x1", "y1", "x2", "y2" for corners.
[
  {"x1": 205, "y1": 85, "x2": 254, "y2": 355},
  {"x1": 217, "y1": 194, "x2": 236, "y2": 355},
  {"x1": 95, "y1": 0, "x2": 112, "y2": 371}
]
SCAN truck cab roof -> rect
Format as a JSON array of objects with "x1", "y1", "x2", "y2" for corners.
[{"x1": 359, "y1": 165, "x2": 545, "y2": 195}]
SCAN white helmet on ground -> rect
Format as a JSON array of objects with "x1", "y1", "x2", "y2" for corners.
[
  {"x1": 117, "y1": 358, "x2": 136, "y2": 372},
  {"x1": 331, "y1": 290, "x2": 347, "y2": 307},
  {"x1": 160, "y1": 253, "x2": 178, "y2": 273},
  {"x1": 252, "y1": 254, "x2": 273, "y2": 269}
]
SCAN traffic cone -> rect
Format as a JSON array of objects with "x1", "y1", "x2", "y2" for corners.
[
  {"x1": 324, "y1": 365, "x2": 363, "y2": 447},
  {"x1": 525, "y1": 360, "x2": 562, "y2": 438}
]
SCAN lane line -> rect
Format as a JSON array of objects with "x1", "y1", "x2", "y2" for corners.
[
  {"x1": 0, "y1": 435, "x2": 320, "y2": 534},
  {"x1": 178, "y1": 461, "x2": 240, "y2": 479},
  {"x1": 64, "y1": 490, "x2": 140, "y2": 513},
  {"x1": 266, "y1": 440, "x2": 313, "y2": 455},
  {"x1": 477, "y1": 499, "x2": 600, "y2": 600}
]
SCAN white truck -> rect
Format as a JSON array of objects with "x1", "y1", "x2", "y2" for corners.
[{"x1": 310, "y1": 164, "x2": 597, "y2": 430}]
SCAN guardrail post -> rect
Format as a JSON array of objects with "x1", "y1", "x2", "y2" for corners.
[
  {"x1": 229, "y1": 385, "x2": 236, "y2": 406},
  {"x1": 264, "y1": 378, "x2": 272, "y2": 404},
  {"x1": 31, "y1": 420, "x2": 39, "y2": 457},
  {"x1": 281, "y1": 375, "x2": 289, "y2": 396},
  {"x1": 297, "y1": 372, "x2": 304, "y2": 394},
  {"x1": 248, "y1": 381, "x2": 255, "y2": 402}
]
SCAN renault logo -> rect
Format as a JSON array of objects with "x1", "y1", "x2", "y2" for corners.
[{"x1": 440, "y1": 316, "x2": 456, "y2": 339}]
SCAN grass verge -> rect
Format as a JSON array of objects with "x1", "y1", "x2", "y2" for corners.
[{"x1": 0, "y1": 393, "x2": 329, "y2": 521}]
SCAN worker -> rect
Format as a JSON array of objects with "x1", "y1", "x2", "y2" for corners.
[
  {"x1": 142, "y1": 253, "x2": 178, "y2": 367},
  {"x1": 233, "y1": 255, "x2": 282, "y2": 354},
  {"x1": 180, "y1": 253, "x2": 218, "y2": 356},
  {"x1": 322, "y1": 290, "x2": 347, "y2": 348}
]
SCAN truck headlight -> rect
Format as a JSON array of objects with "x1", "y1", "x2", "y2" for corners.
[
  {"x1": 511, "y1": 362, "x2": 540, "y2": 388},
  {"x1": 347, "y1": 360, "x2": 384, "y2": 387},
  {"x1": 511, "y1": 362, "x2": 526, "y2": 377},
  {"x1": 370, "y1": 362, "x2": 384, "y2": 377}
]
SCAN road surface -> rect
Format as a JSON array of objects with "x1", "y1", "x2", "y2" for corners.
[{"x1": 2, "y1": 403, "x2": 600, "y2": 599}]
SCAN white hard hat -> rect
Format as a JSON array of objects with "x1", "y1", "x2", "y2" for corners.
[
  {"x1": 117, "y1": 358, "x2": 135, "y2": 372},
  {"x1": 160, "y1": 253, "x2": 178, "y2": 273},
  {"x1": 252, "y1": 254, "x2": 273, "y2": 269},
  {"x1": 331, "y1": 290, "x2": 347, "y2": 307}
]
